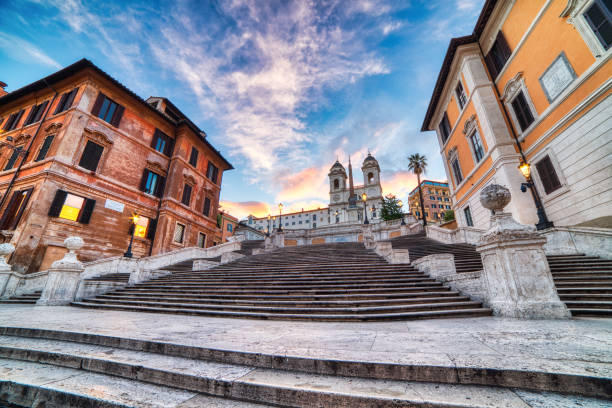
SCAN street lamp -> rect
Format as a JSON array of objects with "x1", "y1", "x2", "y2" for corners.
[
  {"x1": 124, "y1": 213, "x2": 139, "y2": 258},
  {"x1": 277, "y1": 203, "x2": 283, "y2": 232},
  {"x1": 362, "y1": 193, "x2": 369, "y2": 224},
  {"x1": 398, "y1": 200, "x2": 406, "y2": 225},
  {"x1": 334, "y1": 210, "x2": 339, "y2": 223},
  {"x1": 267, "y1": 214, "x2": 271, "y2": 236},
  {"x1": 518, "y1": 159, "x2": 554, "y2": 230}
]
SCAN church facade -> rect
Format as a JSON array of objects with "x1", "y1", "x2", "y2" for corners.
[{"x1": 245, "y1": 154, "x2": 385, "y2": 232}]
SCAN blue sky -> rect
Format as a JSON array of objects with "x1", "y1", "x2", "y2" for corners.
[{"x1": 0, "y1": 0, "x2": 485, "y2": 218}]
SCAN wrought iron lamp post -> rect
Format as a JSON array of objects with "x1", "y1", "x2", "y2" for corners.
[
  {"x1": 124, "y1": 214, "x2": 139, "y2": 258},
  {"x1": 362, "y1": 193, "x2": 369, "y2": 224},
  {"x1": 334, "y1": 210, "x2": 339, "y2": 224},
  {"x1": 277, "y1": 203, "x2": 283, "y2": 232},
  {"x1": 267, "y1": 214, "x2": 271, "y2": 236},
  {"x1": 398, "y1": 200, "x2": 406, "y2": 225},
  {"x1": 518, "y1": 160, "x2": 554, "y2": 230}
]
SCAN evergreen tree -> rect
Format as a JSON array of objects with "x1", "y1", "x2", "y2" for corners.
[{"x1": 380, "y1": 194, "x2": 403, "y2": 221}]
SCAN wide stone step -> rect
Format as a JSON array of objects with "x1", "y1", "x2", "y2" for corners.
[
  {"x1": 142, "y1": 277, "x2": 436, "y2": 287},
  {"x1": 551, "y1": 271, "x2": 612, "y2": 277},
  {"x1": 556, "y1": 287, "x2": 612, "y2": 294},
  {"x1": 3, "y1": 334, "x2": 607, "y2": 407},
  {"x1": 564, "y1": 301, "x2": 612, "y2": 309},
  {"x1": 79, "y1": 298, "x2": 484, "y2": 315},
  {"x1": 568, "y1": 308, "x2": 612, "y2": 317},
  {"x1": 559, "y1": 294, "x2": 612, "y2": 301},
  {"x1": 554, "y1": 281, "x2": 612, "y2": 287},
  {"x1": 170, "y1": 271, "x2": 425, "y2": 281},
  {"x1": 72, "y1": 301, "x2": 493, "y2": 321},
  {"x1": 103, "y1": 290, "x2": 459, "y2": 301},
  {"x1": 132, "y1": 281, "x2": 442, "y2": 291},
  {"x1": 550, "y1": 266, "x2": 612, "y2": 272}
]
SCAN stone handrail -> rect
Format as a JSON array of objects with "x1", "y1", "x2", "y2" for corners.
[{"x1": 425, "y1": 224, "x2": 484, "y2": 245}]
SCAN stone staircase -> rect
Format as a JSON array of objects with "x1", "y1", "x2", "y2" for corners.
[
  {"x1": 548, "y1": 254, "x2": 612, "y2": 317},
  {"x1": 389, "y1": 232, "x2": 483, "y2": 273},
  {"x1": 73, "y1": 242, "x2": 492, "y2": 321},
  {"x1": 0, "y1": 290, "x2": 42, "y2": 304}
]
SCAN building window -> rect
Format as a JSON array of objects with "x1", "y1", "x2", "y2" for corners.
[
  {"x1": 430, "y1": 195, "x2": 435, "y2": 200},
  {"x1": 584, "y1": 0, "x2": 612, "y2": 50},
  {"x1": 455, "y1": 81, "x2": 467, "y2": 110},
  {"x1": 535, "y1": 155, "x2": 562, "y2": 194},
  {"x1": 510, "y1": 91, "x2": 535, "y2": 132},
  {"x1": 35, "y1": 135, "x2": 55, "y2": 162},
  {"x1": 469, "y1": 130, "x2": 485, "y2": 163},
  {"x1": 189, "y1": 147, "x2": 199, "y2": 167},
  {"x1": 181, "y1": 184, "x2": 192, "y2": 206},
  {"x1": 197, "y1": 232, "x2": 206, "y2": 248},
  {"x1": 151, "y1": 129, "x2": 173, "y2": 156},
  {"x1": 464, "y1": 206, "x2": 474, "y2": 227},
  {"x1": 24, "y1": 101, "x2": 49, "y2": 126},
  {"x1": 48, "y1": 190, "x2": 95, "y2": 224},
  {"x1": 451, "y1": 157, "x2": 463, "y2": 185},
  {"x1": 174, "y1": 223, "x2": 185, "y2": 243},
  {"x1": 438, "y1": 112, "x2": 451, "y2": 144},
  {"x1": 3, "y1": 109, "x2": 25, "y2": 131},
  {"x1": 313, "y1": 214, "x2": 317, "y2": 220},
  {"x1": 78, "y1": 140, "x2": 104, "y2": 172},
  {"x1": 140, "y1": 169, "x2": 165, "y2": 198},
  {"x1": 133, "y1": 216, "x2": 149, "y2": 238},
  {"x1": 206, "y1": 162, "x2": 219, "y2": 184},
  {"x1": 0, "y1": 188, "x2": 33, "y2": 230},
  {"x1": 91, "y1": 93, "x2": 125, "y2": 127},
  {"x1": 203, "y1": 197, "x2": 211, "y2": 217},
  {"x1": 485, "y1": 31, "x2": 512, "y2": 78},
  {"x1": 368, "y1": 172, "x2": 374, "y2": 183},
  {"x1": 4, "y1": 147, "x2": 22, "y2": 171},
  {"x1": 227, "y1": 223, "x2": 233, "y2": 232},
  {"x1": 54, "y1": 88, "x2": 78, "y2": 115}
]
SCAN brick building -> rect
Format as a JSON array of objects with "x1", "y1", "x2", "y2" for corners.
[
  {"x1": 0, "y1": 59, "x2": 232, "y2": 273},
  {"x1": 407, "y1": 180, "x2": 452, "y2": 223},
  {"x1": 219, "y1": 211, "x2": 239, "y2": 243}
]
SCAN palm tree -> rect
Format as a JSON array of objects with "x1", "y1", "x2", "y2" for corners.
[{"x1": 408, "y1": 153, "x2": 428, "y2": 226}]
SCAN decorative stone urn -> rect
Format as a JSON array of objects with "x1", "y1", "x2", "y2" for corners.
[
  {"x1": 0, "y1": 243, "x2": 15, "y2": 272},
  {"x1": 475, "y1": 185, "x2": 569, "y2": 319},
  {"x1": 37, "y1": 236, "x2": 86, "y2": 306}
]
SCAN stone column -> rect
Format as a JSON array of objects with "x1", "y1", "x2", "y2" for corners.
[
  {"x1": 0, "y1": 243, "x2": 15, "y2": 298},
  {"x1": 475, "y1": 185, "x2": 569, "y2": 319},
  {"x1": 37, "y1": 237, "x2": 85, "y2": 306}
]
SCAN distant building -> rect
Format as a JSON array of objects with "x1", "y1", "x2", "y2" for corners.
[
  {"x1": 219, "y1": 211, "x2": 239, "y2": 243},
  {"x1": 234, "y1": 222, "x2": 266, "y2": 241},
  {"x1": 245, "y1": 154, "x2": 387, "y2": 231},
  {"x1": 0, "y1": 59, "x2": 232, "y2": 272},
  {"x1": 408, "y1": 180, "x2": 452, "y2": 224},
  {"x1": 421, "y1": 0, "x2": 611, "y2": 230}
]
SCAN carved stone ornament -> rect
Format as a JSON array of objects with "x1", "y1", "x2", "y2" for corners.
[
  {"x1": 501, "y1": 71, "x2": 524, "y2": 101},
  {"x1": 44, "y1": 122, "x2": 63, "y2": 133},
  {"x1": 446, "y1": 146, "x2": 458, "y2": 161},
  {"x1": 462, "y1": 115, "x2": 478, "y2": 135},
  {"x1": 146, "y1": 160, "x2": 167, "y2": 176},
  {"x1": 480, "y1": 184, "x2": 511, "y2": 214},
  {"x1": 183, "y1": 173, "x2": 197, "y2": 187},
  {"x1": 13, "y1": 134, "x2": 31, "y2": 145},
  {"x1": 560, "y1": 0, "x2": 587, "y2": 18},
  {"x1": 83, "y1": 127, "x2": 114, "y2": 146}
]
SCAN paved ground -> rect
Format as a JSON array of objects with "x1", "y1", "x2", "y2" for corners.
[{"x1": 0, "y1": 305, "x2": 611, "y2": 380}]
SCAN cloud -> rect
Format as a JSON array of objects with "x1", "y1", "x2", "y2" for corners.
[
  {"x1": 219, "y1": 200, "x2": 272, "y2": 219},
  {"x1": 380, "y1": 171, "x2": 420, "y2": 201},
  {"x1": 382, "y1": 21, "x2": 403, "y2": 35},
  {"x1": 274, "y1": 166, "x2": 330, "y2": 203},
  {"x1": 0, "y1": 32, "x2": 61, "y2": 68}
]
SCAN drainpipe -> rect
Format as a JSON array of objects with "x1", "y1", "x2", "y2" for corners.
[
  {"x1": 476, "y1": 43, "x2": 553, "y2": 230},
  {"x1": 0, "y1": 80, "x2": 58, "y2": 212}
]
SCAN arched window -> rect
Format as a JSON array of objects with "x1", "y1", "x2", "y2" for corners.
[
  {"x1": 334, "y1": 179, "x2": 339, "y2": 189},
  {"x1": 368, "y1": 172, "x2": 374, "y2": 183}
]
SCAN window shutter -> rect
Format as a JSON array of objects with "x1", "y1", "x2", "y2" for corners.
[
  {"x1": 24, "y1": 106, "x2": 37, "y2": 126},
  {"x1": 165, "y1": 137, "x2": 175, "y2": 157},
  {"x1": 54, "y1": 93, "x2": 68, "y2": 114},
  {"x1": 484, "y1": 52, "x2": 498, "y2": 78},
  {"x1": 35, "y1": 135, "x2": 55, "y2": 162},
  {"x1": 110, "y1": 104, "x2": 125, "y2": 127},
  {"x1": 4, "y1": 148, "x2": 22, "y2": 171},
  {"x1": 12, "y1": 110, "x2": 24, "y2": 130},
  {"x1": 78, "y1": 198, "x2": 96, "y2": 224},
  {"x1": 33, "y1": 101, "x2": 49, "y2": 123},
  {"x1": 497, "y1": 31, "x2": 512, "y2": 61},
  {"x1": 155, "y1": 175, "x2": 166, "y2": 198},
  {"x1": 8, "y1": 188, "x2": 33, "y2": 230},
  {"x1": 139, "y1": 170, "x2": 149, "y2": 192},
  {"x1": 91, "y1": 93, "x2": 105, "y2": 116},
  {"x1": 0, "y1": 191, "x2": 22, "y2": 230},
  {"x1": 189, "y1": 148, "x2": 198, "y2": 167},
  {"x1": 535, "y1": 156, "x2": 562, "y2": 194},
  {"x1": 151, "y1": 130, "x2": 160, "y2": 149},
  {"x1": 146, "y1": 218, "x2": 158, "y2": 240},
  {"x1": 212, "y1": 166, "x2": 219, "y2": 184},
  {"x1": 181, "y1": 184, "x2": 192, "y2": 206},
  {"x1": 48, "y1": 189, "x2": 68, "y2": 217},
  {"x1": 78, "y1": 141, "x2": 104, "y2": 172},
  {"x1": 65, "y1": 88, "x2": 78, "y2": 110},
  {"x1": 203, "y1": 197, "x2": 211, "y2": 216}
]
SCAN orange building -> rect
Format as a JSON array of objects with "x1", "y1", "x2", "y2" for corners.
[
  {"x1": 0, "y1": 59, "x2": 232, "y2": 272},
  {"x1": 422, "y1": 0, "x2": 611, "y2": 231},
  {"x1": 407, "y1": 180, "x2": 452, "y2": 223},
  {"x1": 219, "y1": 211, "x2": 239, "y2": 243}
]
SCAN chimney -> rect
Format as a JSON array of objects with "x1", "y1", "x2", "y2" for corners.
[{"x1": 0, "y1": 81, "x2": 7, "y2": 98}]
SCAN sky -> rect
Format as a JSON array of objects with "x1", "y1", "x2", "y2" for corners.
[{"x1": 0, "y1": 0, "x2": 485, "y2": 219}]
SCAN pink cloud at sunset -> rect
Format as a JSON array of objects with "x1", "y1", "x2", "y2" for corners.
[
  {"x1": 220, "y1": 199, "x2": 328, "y2": 219},
  {"x1": 274, "y1": 166, "x2": 329, "y2": 203},
  {"x1": 380, "y1": 171, "x2": 419, "y2": 200}
]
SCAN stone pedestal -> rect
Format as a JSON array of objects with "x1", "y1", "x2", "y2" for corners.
[
  {"x1": 412, "y1": 253, "x2": 455, "y2": 279},
  {"x1": 361, "y1": 224, "x2": 375, "y2": 249},
  {"x1": 0, "y1": 243, "x2": 15, "y2": 298},
  {"x1": 37, "y1": 237, "x2": 85, "y2": 306},
  {"x1": 476, "y1": 185, "x2": 569, "y2": 319},
  {"x1": 266, "y1": 231, "x2": 285, "y2": 250}
]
